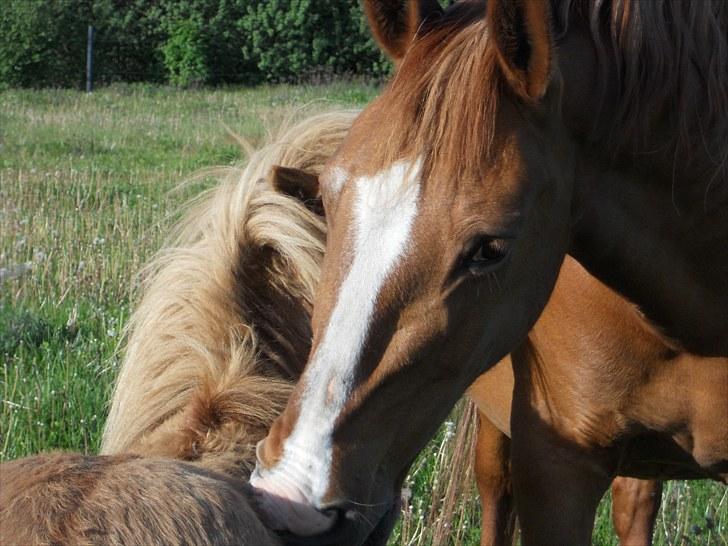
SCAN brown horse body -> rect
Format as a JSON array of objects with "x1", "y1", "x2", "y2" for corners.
[
  {"x1": 252, "y1": 1, "x2": 728, "y2": 545},
  {"x1": 469, "y1": 255, "x2": 726, "y2": 545},
  {"x1": 0, "y1": 114, "x2": 351, "y2": 546},
  {"x1": 0, "y1": 453, "x2": 279, "y2": 546}
]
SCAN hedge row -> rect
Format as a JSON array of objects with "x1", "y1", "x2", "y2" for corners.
[{"x1": 0, "y1": 0, "x2": 394, "y2": 88}]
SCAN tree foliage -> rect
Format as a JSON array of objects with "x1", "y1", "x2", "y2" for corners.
[
  {"x1": 0, "y1": 0, "x2": 390, "y2": 88},
  {"x1": 239, "y1": 0, "x2": 389, "y2": 83}
]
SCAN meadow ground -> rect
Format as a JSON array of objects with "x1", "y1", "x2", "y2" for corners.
[{"x1": 1, "y1": 84, "x2": 725, "y2": 545}]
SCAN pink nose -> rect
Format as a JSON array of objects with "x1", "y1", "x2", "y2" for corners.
[{"x1": 250, "y1": 468, "x2": 338, "y2": 537}]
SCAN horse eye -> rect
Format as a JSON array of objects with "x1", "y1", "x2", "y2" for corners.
[{"x1": 461, "y1": 236, "x2": 510, "y2": 275}]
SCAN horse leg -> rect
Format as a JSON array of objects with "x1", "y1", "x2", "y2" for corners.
[
  {"x1": 611, "y1": 477, "x2": 662, "y2": 546},
  {"x1": 474, "y1": 411, "x2": 517, "y2": 546},
  {"x1": 510, "y1": 408, "x2": 611, "y2": 546}
]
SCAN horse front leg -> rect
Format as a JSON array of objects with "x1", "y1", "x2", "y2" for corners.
[
  {"x1": 473, "y1": 411, "x2": 517, "y2": 546},
  {"x1": 611, "y1": 477, "x2": 662, "y2": 546},
  {"x1": 510, "y1": 406, "x2": 611, "y2": 546}
]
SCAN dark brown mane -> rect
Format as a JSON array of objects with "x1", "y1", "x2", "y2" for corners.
[
  {"x1": 555, "y1": 0, "x2": 728, "y2": 203},
  {"x1": 378, "y1": 0, "x2": 727, "y2": 202}
]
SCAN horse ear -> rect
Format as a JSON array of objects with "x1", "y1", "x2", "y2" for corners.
[
  {"x1": 363, "y1": 0, "x2": 444, "y2": 61},
  {"x1": 270, "y1": 166, "x2": 323, "y2": 216},
  {"x1": 487, "y1": 0, "x2": 552, "y2": 101}
]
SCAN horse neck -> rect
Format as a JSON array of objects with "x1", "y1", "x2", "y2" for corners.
[
  {"x1": 556, "y1": 7, "x2": 728, "y2": 207},
  {"x1": 554, "y1": 24, "x2": 728, "y2": 356},
  {"x1": 568, "y1": 159, "x2": 728, "y2": 356}
]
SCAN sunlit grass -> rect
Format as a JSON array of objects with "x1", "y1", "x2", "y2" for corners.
[{"x1": 1, "y1": 84, "x2": 725, "y2": 546}]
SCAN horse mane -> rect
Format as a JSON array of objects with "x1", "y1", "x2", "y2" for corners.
[
  {"x1": 555, "y1": 0, "x2": 728, "y2": 201},
  {"x1": 101, "y1": 111, "x2": 356, "y2": 477},
  {"x1": 381, "y1": 0, "x2": 727, "y2": 201}
]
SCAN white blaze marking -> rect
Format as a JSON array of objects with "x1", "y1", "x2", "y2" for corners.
[
  {"x1": 253, "y1": 160, "x2": 421, "y2": 506},
  {"x1": 327, "y1": 167, "x2": 348, "y2": 198}
]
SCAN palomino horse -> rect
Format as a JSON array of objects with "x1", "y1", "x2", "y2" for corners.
[
  {"x1": 0, "y1": 113, "x2": 351, "y2": 546},
  {"x1": 0, "y1": 452, "x2": 279, "y2": 545},
  {"x1": 251, "y1": 1, "x2": 728, "y2": 545},
  {"x1": 100, "y1": 111, "x2": 350, "y2": 468}
]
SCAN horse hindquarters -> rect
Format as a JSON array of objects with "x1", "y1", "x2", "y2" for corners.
[{"x1": 0, "y1": 453, "x2": 281, "y2": 546}]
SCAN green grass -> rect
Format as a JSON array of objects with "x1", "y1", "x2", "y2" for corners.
[{"x1": 1, "y1": 84, "x2": 725, "y2": 545}]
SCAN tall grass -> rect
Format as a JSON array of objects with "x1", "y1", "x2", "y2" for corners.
[{"x1": 1, "y1": 85, "x2": 725, "y2": 545}]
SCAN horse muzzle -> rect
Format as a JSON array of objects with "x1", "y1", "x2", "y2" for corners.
[
  {"x1": 250, "y1": 465, "x2": 339, "y2": 537},
  {"x1": 250, "y1": 465, "x2": 395, "y2": 545}
]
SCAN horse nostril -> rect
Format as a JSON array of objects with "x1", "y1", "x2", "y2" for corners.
[{"x1": 317, "y1": 501, "x2": 351, "y2": 526}]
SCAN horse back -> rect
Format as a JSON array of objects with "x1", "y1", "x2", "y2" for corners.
[{"x1": 0, "y1": 452, "x2": 281, "y2": 546}]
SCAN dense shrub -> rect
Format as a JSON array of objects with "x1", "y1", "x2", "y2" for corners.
[
  {"x1": 90, "y1": 0, "x2": 168, "y2": 85},
  {"x1": 1, "y1": 0, "x2": 446, "y2": 88},
  {"x1": 155, "y1": 0, "x2": 256, "y2": 85},
  {"x1": 0, "y1": 0, "x2": 91, "y2": 88},
  {"x1": 161, "y1": 19, "x2": 209, "y2": 87},
  {"x1": 0, "y1": 0, "x2": 166, "y2": 88},
  {"x1": 238, "y1": 0, "x2": 390, "y2": 83}
]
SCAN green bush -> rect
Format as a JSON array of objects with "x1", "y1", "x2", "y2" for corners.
[
  {"x1": 0, "y1": 0, "x2": 406, "y2": 88},
  {"x1": 0, "y1": 0, "x2": 90, "y2": 88},
  {"x1": 156, "y1": 0, "x2": 256, "y2": 85},
  {"x1": 90, "y1": 0, "x2": 167, "y2": 85},
  {"x1": 0, "y1": 0, "x2": 166, "y2": 88},
  {"x1": 239, "y1": 0, "x2": 390, "y2": 83},
  {"x1": 161, "y1": 19, "x2": 209, "y2": 87}
]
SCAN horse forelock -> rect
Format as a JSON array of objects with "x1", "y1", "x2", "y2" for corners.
[{"x1": 374, "y1": 4, "x2": 502, "y2": 187}]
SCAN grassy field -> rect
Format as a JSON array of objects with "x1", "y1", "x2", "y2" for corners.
[{"x1": 1, "y1": 84, "x2": 725, "y2": 545}]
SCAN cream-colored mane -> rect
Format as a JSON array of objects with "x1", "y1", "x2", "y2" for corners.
[{"x1": 101, "y1": 111, "x2": 356, "y2": 477}]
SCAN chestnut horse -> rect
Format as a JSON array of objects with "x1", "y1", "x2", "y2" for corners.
[
  {"x1": 268, "y1": 135, "x2": 666, "y2": 546},
  {"x1": 251, "y1": 1, "x2": 728, "y2": 545},
  {"x1": 468, "y1": 256, "x2": 678, "y2": 546}
]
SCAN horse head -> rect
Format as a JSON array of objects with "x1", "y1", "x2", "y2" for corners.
[{"x1": 252, "y1": 1, "x2": 577, "y2": 542}]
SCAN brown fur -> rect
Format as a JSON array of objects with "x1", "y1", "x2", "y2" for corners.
[
  {"x1": 0, "y1": 452, "x2": 280, "y2": 546},
  {"x1": 466, "y1": 258, "x2": 726, "y2": 546},
  {"x1": 471, "y1": 403, "x2": 664, "y2": 546},
  {"x1": 379, "y1": 0, "x2": 728, "y2": 201},
  {"x1": 488, "y1": 0, "x2": 552, "y2": 99},
  {"x1": 556, "y1": 0, "x2": 728, "y2": 200},
  {"x1": 363, "y1": 0, "x2": 444, "y2": 60}
]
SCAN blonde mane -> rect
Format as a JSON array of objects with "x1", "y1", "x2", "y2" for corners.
[{"x1": 101, "y1": 111, "x2": 356, "y2": 477}]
